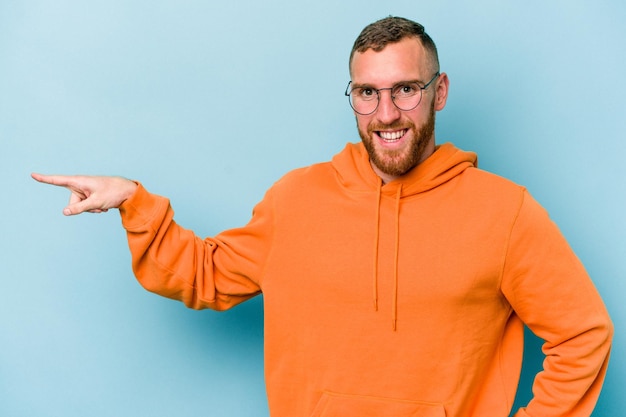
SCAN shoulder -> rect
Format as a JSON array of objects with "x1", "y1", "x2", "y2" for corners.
[
  {"x1": 450, "y1": 167, "x2": 537, "y2": 219},
  {"x1": 271, "y1": 160, "x2": 336, "y2": 192},
  {"x1": 460, "y1": 166, "x2": 527, "y2": 197},
  {"x1": 463, "y1": 166, "x2": 521, "y2": 187},
  {"x1": 252, "y1": 161, "x2": 338, "y2": 216}
]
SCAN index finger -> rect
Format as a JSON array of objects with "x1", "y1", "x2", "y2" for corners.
[{"x1": 31, "y1": 173, "x2": 76, "y2": 187}]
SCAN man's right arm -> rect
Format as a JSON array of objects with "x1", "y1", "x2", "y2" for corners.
[
  {"x1": 33, "y1": 173, "x2": 266, "y2": 311},
  {"x1": 118, "y1": 182, "x2": 265, "y2": 310}
]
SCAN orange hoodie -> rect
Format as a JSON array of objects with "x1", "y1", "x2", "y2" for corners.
[{"x1": 119, "y1": 142, "x2": 612, "y2": 417}]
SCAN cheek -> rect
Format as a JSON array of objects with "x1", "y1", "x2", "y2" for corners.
[
  {"x1": 355, "y1": 115, "x2": 370, "y2": 132},
  {"x1": 405, "y1": 108, "x2": 430, "y2": 127}
]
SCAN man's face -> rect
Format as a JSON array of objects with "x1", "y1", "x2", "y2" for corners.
[{"x1": 350, "y1": 37, "x2": 446, "y2": 183}]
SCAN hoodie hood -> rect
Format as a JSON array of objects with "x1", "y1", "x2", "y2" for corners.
[
  {"x1": 331, "y1": 142, "x2": 477, "y2": 330},
  {"x1": 331, "y1": 141, "x2": 477, "y2": 195}
]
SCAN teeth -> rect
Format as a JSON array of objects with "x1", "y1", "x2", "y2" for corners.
[{"x1": 379, "y1": 130, "x2": 406, "y2": 141}]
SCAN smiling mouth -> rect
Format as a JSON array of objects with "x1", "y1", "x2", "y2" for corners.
[{"x1": 377, "y1": 129, "x2": 408, "y2": 143}]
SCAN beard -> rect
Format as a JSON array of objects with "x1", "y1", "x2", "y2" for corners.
[{"x1": 358, "y1": 103, "x2": 436, "y2": 178}]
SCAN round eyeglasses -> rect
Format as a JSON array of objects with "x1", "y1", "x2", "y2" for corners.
[{"x1": 345, "y1": 72, "x2": 440, "y2": 115}]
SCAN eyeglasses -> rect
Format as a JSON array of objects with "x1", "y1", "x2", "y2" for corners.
[{"x1": 345, "y1": 72, "x2": 440, "y2": 115}]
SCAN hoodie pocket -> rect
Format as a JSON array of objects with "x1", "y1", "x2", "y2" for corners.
[{"x1": 309, "y1": 391, "x2": 446, "y2": 417}]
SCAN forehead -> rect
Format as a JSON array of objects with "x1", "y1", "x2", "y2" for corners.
[{"x1": 350, "y1": 37, "x2": 428, "y2": 86}]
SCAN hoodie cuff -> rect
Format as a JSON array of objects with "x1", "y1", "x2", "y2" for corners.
[{"x1": 119, "y1": 182, "x2": 170, "y2": 232}]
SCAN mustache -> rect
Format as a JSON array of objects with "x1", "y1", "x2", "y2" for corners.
[{"x1": 367, "y1": 120, "x2": 415, "y2": 132}]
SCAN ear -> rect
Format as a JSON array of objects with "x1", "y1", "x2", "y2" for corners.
[{"x1": 433, "y1": 72, "x2": 450, "y2": 111}]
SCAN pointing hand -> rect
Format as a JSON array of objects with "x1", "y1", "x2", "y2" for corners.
[{"x1": 32, "y1": 173, "x2": 138, "y2": 216}]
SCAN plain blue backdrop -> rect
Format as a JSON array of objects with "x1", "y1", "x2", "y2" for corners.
[{"x1": 1, "y1": 1, "x2": 624, "y2": 416}]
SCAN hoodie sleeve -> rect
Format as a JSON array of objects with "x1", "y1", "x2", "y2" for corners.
[
  {"x1": 118, "y1": 183, "x2": 272, "y2": 310},
  {"x1": 501, "y1": 190, "x2": 613, "y2": 417}
]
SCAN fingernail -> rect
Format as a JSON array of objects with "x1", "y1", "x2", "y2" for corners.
[{"x1": 63, "y1": 208, "x2": 71, "y2": 216}]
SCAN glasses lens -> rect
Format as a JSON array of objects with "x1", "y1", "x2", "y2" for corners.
[
  {"x1": 391, "y1": 83, "x2": 422, "y2": 111},
  {"x1": 348, "y1": 87, "x2": 378, "y2": 115}
]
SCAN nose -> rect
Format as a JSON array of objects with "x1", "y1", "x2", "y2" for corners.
[{"x1": 375, "y1": 89, "x2": 401, "y2": 124}]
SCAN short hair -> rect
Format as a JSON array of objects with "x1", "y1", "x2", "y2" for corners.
[{"x1": 349, "y1": 16, "x2": 440, "y2": 74}]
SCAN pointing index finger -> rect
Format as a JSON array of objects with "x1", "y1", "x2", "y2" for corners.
[{"x1": 31, "y1": 173, "x2": 75, "y2": 187}]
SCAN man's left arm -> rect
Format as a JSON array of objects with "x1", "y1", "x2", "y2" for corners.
[{"x1": 502, "y1": 190, "x2": 613, "y2": 417}]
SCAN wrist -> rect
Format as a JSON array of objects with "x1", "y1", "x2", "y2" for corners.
[{"x1": 115, "y1": 177, "x2": 139, "y2": 205}]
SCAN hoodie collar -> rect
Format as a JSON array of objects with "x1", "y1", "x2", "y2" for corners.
[{"x1": 332, "y1": 141, "x2": 477, "y2": 196}]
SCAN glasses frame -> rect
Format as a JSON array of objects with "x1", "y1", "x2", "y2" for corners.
[{"x1": 345, "y1": 72, "x2": 440, "y2": 115}]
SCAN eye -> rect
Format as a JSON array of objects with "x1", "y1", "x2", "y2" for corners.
[
  {"x1": 360, "y1": 87, "x2": 375, "y2": 97},
  {"x1": 354, "y1": 87, "x2": 377, "y2": 101},
  {"x1": 394, "y1": 83, "x2": 419, "y2": 98}
]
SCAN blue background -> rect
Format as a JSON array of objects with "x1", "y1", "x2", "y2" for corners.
[{"x1": 1, "y1": 1, "x2": 624, "y2": 416}]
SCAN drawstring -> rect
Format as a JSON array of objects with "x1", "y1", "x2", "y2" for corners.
[
  {"x1": 392, "y1": 185, "x2": 402, "y2": 331},
  {"x1": 372, "y1": 183, "x2": 382, "y2": 311},
  {"x1": 372, "y1": 182, "x2": 402, "y2": 331}
]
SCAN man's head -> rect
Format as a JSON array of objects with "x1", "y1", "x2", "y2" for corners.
[{"x1": 347, "y1": 17, "x2": 449, "y2": 183}]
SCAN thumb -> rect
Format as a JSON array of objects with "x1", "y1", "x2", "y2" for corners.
[
  {"x1": 64, "y1": 199, "x2": 96, "y2": 216},
  {"x1": 63, "y1": 205, "x2": 80, "y2": 216}
]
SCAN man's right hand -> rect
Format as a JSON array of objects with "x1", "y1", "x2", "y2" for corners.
[{"x1": 31, "y1": 173, "x2": 138, "y2": 216}]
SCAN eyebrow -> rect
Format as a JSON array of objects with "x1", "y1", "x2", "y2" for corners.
[{"x1": 350, "y1": 79, "x2": 426, "y2": 90}]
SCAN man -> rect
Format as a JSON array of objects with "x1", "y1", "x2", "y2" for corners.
[{"x1": 33, "y1": 16, "x2": 612, "y2": 417}]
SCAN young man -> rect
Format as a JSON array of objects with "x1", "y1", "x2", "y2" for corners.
[{"x1": 33, "y1": 16, "x2": 612, "y2": 417}]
